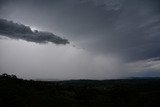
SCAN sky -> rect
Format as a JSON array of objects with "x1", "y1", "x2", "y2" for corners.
[{"x1": 1, "y1": 0, "x2": 160, "y2": 79}]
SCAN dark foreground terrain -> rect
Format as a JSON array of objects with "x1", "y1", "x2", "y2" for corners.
[{"x1": 1, "y1": 74, "x2": 160, "y2": 107}]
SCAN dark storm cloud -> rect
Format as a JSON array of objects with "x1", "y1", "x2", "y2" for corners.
[
  {"x1": 1, "y1": 0, "x2": 160, "y2": 79},
  {"x1": 65, "y1": 0, "x2": 160, "y2": 62},
  {"x1": 1, "y1": 0, "x2": 160, "y2": 61},
  {"x1": 0, "y1": 18, "x2": 69, "y2": 44}
]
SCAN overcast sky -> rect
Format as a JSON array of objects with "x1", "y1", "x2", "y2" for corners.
[{"x1": 1, "y1": 0, "x2": 160, "y2": 79}]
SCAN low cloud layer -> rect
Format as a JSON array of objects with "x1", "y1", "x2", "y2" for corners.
[
  {"x1": 0, "y1": 18, "x2": 69, "y2": 44},
  {"x1": 127, "y1": 57, "x2": 160, "y2": 77}
]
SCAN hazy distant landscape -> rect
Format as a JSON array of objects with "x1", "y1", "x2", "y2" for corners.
[{"x1": 1, "y1": 73, "x2": 160, "y2": 107}]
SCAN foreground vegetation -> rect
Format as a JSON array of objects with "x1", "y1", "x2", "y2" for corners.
[{"x1": 0, "y1": 74, "x2": 160, "y2": 107}]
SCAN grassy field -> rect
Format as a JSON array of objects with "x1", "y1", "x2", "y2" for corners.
[{"x1": 0, "y1": 74, "x2": 160, "y2": 107}]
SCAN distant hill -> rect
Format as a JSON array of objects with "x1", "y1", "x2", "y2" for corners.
[{"x1": 1, "y1": 73, "x2": 160, "y2": 107}]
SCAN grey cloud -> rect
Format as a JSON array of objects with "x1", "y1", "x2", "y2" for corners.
[
  {"x1": 1, "y1": 0, "x2": 160, "y2": 61},
  {"x1": 128, "y1": 57, "x2": 160, "y2": 77},
  {"x1": 71, "y1": 0, "x2": 160, "y2": 62},
  {"x1": 79, "y1": 0, "x2": 125, "y2": 11},
  {"x1": 1, "y1": 0, "x2": 160, "y2": 79},
  {"x1": 0, "y1": 18, "x2": 69, "y2": 44}
]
